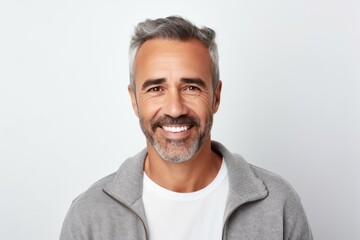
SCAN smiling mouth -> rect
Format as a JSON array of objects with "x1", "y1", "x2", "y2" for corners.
[{"x1": 162, "y1": 125, "x2": 191, "y2": 133}]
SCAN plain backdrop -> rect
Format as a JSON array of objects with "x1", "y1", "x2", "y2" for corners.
[{"x1": 0, "y1": 0, "x2": 359, "y2": 239}]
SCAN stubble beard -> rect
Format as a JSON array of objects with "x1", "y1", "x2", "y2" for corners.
[{"x1": 140, "y1": 114, "x2": 213, "y2": 163}]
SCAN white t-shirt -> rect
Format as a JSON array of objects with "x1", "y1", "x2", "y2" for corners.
[{"x1": 142, "y1": 160, "x2": 229, "y2": 240}]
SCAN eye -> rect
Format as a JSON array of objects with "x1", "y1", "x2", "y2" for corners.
[
  {"x1": 148, "y1": 86, "x2": 162, "y2": 92},
  {"x1": 186, "y1": 85, "x2": 201, "y2": 91},
  {"x1": 145, "y1": 86, "x2": 164, "y2": 96},
  {"x1": 182, "y1": 85, "x2": 202, "y2": 97}
]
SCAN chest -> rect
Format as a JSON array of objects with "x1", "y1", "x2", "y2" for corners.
[{"x1": 142, "y1": 175, "x2": 229, "y2": 240}]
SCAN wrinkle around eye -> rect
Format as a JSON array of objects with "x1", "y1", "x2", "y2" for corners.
[
  {"x1": 181, "y1": 85, "x2": 205, "y2": 96},
  {"x1": 142, "y1": 86, "x2": 165, "y2": 97}
]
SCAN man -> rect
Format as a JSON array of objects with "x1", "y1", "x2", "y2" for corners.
[{"x1": 60, "y1": 16, "x2": 313, "y2": 240}]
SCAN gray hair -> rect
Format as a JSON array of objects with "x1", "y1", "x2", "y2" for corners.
[{"x1": 129, "y1": 16, "x2": 219, "y2": 90}]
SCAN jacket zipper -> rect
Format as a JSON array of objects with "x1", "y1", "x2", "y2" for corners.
[
  {"x1": 222, "y1": 205, "x2": 241, "y2": 240},
  {"x1": 104, "y1": 190, "x2": 148, "y2": 240}
]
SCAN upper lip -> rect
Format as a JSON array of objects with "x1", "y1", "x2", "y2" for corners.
[
  {"x1": 161, "y1": 124, "x2": 191, "y2": 127},
  {"x1": 161, "y1": 125, "x2": 192, "y2": 129}
]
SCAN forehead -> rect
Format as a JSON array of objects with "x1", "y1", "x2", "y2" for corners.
[
  {"x1": 134, "y1": 39, "x2": 212, "y2": 85},
  {"x1": 136, "y1": 38, "x2": 209, "y2": 57}
]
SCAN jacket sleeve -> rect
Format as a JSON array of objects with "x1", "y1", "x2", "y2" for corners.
[
  {"x1": 59, "y1": 201, "x2": 87, "y2": 240},
  {"x1": 283, "y1": 191, "x2": 313, "y2": 240}
]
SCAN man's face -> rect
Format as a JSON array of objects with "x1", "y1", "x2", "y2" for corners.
[{"x1": 129, "y1": 39, "x2": 221, "y2": 163}]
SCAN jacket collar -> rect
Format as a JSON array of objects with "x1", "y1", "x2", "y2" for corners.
[
  {"x1": 103, "y1": 141, "x2": 268, "y2": 220},
  {"x1": 211, "y1": 141, "x2": 269, "y2": 221},
  {"x1": 103, "y1": 148, "x2": 148, "y2": 227}
]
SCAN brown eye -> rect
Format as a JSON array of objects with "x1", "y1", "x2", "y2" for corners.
[
  {"x1": 188, "y1": 86, "x2": 198, "y2": 91},
  {"x1": 149, "y1": 87, "x2": 161, "y2": 92},
  {"x1": 186, "y1": 86, "x2": 200, "y2": 91}
]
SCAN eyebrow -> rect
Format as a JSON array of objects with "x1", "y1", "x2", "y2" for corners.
[
  {"x1": 141, "y1": 78, "x2": 166, "y2": 90},
  {"x1": 181, "y1": 78, "x2": 207, "y2": 88}
]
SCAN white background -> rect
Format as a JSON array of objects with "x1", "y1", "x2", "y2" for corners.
[{"x1": 1, "y1": 0, "x2": 359, "y2": 239}]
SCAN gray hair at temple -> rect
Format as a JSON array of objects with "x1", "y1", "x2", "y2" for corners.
[{"x1": 129, "y1": 16, "x2": 220, "y2": 91}]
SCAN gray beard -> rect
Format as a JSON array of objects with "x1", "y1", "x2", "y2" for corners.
[
  {"x1": 140, "y1": 116, "x2": 213, "y2": 163},
  {"x1": 151, "y1": 137, "x2": 201, "y2": 163}
]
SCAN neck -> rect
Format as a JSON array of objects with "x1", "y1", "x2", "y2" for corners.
[{"x1": 144, "y1": 139, "x2": 222, "y2": 192}]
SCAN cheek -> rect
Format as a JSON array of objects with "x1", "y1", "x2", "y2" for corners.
[
  {"x1": 185, "y1": 100, "x2": 213, "y2": 121},
  {"x1": 137, "y1": 98, "x2": 162, "y2": 121},
  {"x1": 187, "y1": 95, "x2": 213, "y2": 112}
]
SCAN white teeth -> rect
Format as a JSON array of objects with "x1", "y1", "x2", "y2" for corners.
[{"x1": 163, "y1": 126, "x2": 189, "y2": 133}]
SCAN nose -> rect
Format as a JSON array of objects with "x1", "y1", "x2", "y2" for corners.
[{"x1": 162, "y1": 90, "x2": 188, "y2": 118}]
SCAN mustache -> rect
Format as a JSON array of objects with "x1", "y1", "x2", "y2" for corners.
[{"x1": 151, "y1": 115, "x2": 200, "y2": 132}]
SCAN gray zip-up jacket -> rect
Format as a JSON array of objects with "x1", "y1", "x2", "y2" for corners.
[{"x1": 60, "y1": 141, "x2": 313, "y2": 240}]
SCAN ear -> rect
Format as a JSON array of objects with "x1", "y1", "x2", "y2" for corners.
[
  {"x1": 128, "y1": 84, "x2": 139, "y2": 117},
  {"x1": 212, "y1": 80, "x2": 222, "y2": 113}
]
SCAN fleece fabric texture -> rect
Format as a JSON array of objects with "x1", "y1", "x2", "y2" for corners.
[{"x1": 60, "y1": 141, "x2": 313, "y2": 240}]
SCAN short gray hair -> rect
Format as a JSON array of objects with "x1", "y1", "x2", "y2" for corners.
[{"x1": 129, "y1": 16, "x2": 219, "y2": 90}]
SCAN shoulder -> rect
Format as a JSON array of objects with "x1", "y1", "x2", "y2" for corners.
[
  {"x1": 68, "y1": 172, "x2": 117, "y2": 211},
  {"x1": 213, "y1": 141, "x2": 301, "y2": 203},
  {"x1": 60, "y1": 150, "x2": 147, "y2": 240},
  {"x1": 67, "y1": 148, "x2": 147, "y2": 210},
  {"x1": 250, "y1": 164, "x2": 301, "y2": 202},
  {"x1": 60, "y1": 172, "x2": 120, "y2": 239},
  {"x1": 61, "y1": 172, "x2": 121, "y2": 231},
  {"x1": 249, "y1": 164, "x2": 313, "y2": 239},
  {"x1": 221, "y1": 150, "x2": 312, "y2": 239}
]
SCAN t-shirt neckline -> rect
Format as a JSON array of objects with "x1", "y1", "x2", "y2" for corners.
[{"x1": 143, "y1": 159, "x2": 227, "y2": 201}]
